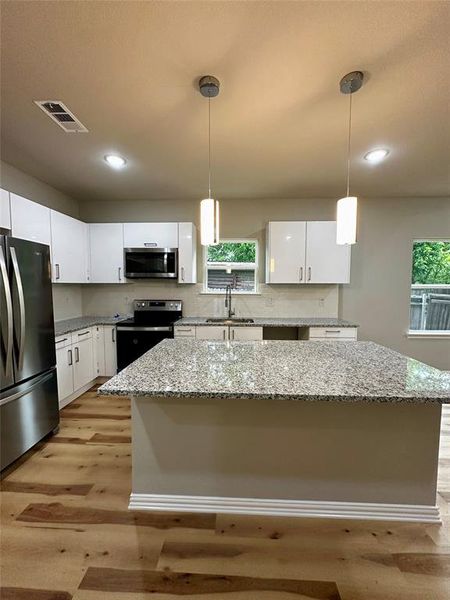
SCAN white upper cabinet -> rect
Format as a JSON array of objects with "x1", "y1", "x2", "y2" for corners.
[
  {"x1": 123, "y1": 223, "x2": 178, "y2": 248},
  {"x1": 51, "y1": 210, "x2": 89, "y2": 283},
  {"x1": 266, "y1": 220, "x2": 351, "y2": 284},
  {"x1": 89, "y1": 223, "x2": 125, "y2": 283},
  {"x1": 0, "y1": 188, "x2": 11, "y2": 230},
  {"x1": 178, "y1": 222, "x2": 197, "y2": 284},
  {"x1": 266, "y1": 221, "x2": 307, "y2": 284},
  {"x1": 10, "y1": 193, "x2": 51, "y2": 245},
  {"x1": 305, "y1": 221, "x2": 351, "y2": 284}
]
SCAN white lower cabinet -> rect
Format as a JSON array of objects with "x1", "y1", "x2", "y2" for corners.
[
  {"x1": 103, "y1": 325, "x2": 117, "y2": 376},
  {"x1": 93, "y1": 325, "x2": 106, "y2": 376},
  {"x1": 55, "y1": 345, "x2": 74, "y2": 402},
  {"x1": 196, "y1": 326, "x2": 228, "y2": 341},
  {"x1": 73, "y1": 336, "x2": 94, "y2": 390},
  {"x1": 174, "y1": 326, "x2": 196, "y2": 338},
  {"x1": 308, "y1": 327, "x2": 358, "y2": 341},
  {"x1": 230, "y1": 327, "x2": 263, "y2": 341}
]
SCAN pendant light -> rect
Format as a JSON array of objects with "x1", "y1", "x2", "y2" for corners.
[
  {"x1": 199, "y1": 75, "x2": 220, "y2": 246},
  {"x1": 336, "y1": 71, "x2": 364, "y2": 245}
]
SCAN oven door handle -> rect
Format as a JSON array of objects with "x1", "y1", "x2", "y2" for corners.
[{"x1": 116, "y1": 326, "x2": 173, "y2": 332}]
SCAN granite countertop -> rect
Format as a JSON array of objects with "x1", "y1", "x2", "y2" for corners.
[
  {"x1": 174, "y1": 317, "x2": 358, "y2": 328},
  {"x1": 99, "y1": 339, "x2": 450, "y2": 403},
  {"x1": 54, "y1": 316, "x2": 129, "y2": 337}
]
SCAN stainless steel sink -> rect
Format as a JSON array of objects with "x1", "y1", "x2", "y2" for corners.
[{"x1": 206, "y1": 318, "x2": 255, "y2": 324}]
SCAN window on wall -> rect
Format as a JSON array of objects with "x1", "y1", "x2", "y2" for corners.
[
  {"x1": 410, "y1": 240, "x2": 450, "y2": 332},
  {"x1": 203, "y1": 240, "x2": 258, "y2": 294}
]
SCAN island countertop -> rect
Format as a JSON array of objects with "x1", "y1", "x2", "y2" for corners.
[{"x1": 99, "y1": 339, "x2": 450, "y2": 403}]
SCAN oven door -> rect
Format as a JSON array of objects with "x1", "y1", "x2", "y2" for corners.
[
  {"x1": 124, "y1": 248, "x2": 178, "y2": 278},
  {"x1": 116, "y1": 326, "x2": 173, "y2": 371}
]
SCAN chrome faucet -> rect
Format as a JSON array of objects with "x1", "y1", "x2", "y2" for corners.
[{"x1": 225, "y1": 285, "x2": 235, "y2": 319}]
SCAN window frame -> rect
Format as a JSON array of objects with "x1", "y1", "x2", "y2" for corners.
[
  {"x1": 202, "y1": 238, "x2": 259, "y2": 295},
  {"x1": 408, "y1": 238, "x2": 450, "y2": 336}
]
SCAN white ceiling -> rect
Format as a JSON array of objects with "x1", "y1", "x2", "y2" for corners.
[{"x1": 1, "y1": 1, "x2": 449, "y2": 202}]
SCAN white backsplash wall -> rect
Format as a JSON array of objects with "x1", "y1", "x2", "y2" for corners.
[
  {"x1": 81, "y1": 282, "x2": 339, "y2": 319},
  {"x1": 52, "y1": 284, "x2": 83, "y2": 321}
]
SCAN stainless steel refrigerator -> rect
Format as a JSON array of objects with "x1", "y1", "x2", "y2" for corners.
[{"x1": 1, "y1": 235, "x2": 59, "y2": 471}]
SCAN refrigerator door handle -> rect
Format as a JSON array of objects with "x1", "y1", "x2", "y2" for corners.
[
  {"x1": 0, "y1": 245, "x2": 14, "y2": 378},
  {"x1": 9, "y1": 246, "x2": 26, "y2": 371},
  {"x1": 0, "y1": 371, "x2": 54, "y2": 406}
]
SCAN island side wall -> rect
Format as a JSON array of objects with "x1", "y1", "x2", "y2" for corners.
[{"x1": 130, "y1": 396, "x2": 442, "y2": 522}]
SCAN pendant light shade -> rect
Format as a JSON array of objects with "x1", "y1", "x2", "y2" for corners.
[
  {"x1": 200, "y1": 198, "x2": 219, "y2": 246},
  {"x1": 336, "y1": 71, "x2": 363, "y2": 246},
  {"x1": 199, "y1": 75, "x2": 220, "y2": 246},
  {"x1": 336, "y1": 196, "x2": 357, "y2": 245}
]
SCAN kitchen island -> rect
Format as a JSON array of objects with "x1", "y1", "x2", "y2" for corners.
[{"x1": 99, "y1": 339, "x2": 450, "y2": 522}]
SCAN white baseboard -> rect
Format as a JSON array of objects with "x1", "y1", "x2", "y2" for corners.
[
  {"x1": 129, "y1": 493, "x2": 441, "y2": 523},
  {"x1": 59, "y1": 379, "x2": 97, "y2": 409}
]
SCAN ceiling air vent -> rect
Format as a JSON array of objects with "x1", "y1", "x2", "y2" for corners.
[{"x1": 34, "y1": 100, "x2": 88, "y2": 133}]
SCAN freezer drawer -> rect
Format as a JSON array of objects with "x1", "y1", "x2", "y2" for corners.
[{"x1": 0, "y1": 369, "x2": 59, "y2": 471}]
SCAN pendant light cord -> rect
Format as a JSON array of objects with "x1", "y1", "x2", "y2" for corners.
[
  {"x1": 346, "y1": 92, "x2": 352, "y2": 197},
  {"x1": 208, "y1": 96, "x2": 211, "y2": 199}
]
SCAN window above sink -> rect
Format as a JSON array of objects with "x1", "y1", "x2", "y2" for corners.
[{"x1": 203, "y1": 239, "x2": 259, "y2": 294}]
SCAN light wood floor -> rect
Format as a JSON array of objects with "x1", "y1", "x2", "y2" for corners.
[{"x1": 1, "y1": 383, "x2": 449, "y2": 600}]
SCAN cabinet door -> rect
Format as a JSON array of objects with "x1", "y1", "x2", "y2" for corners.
[
  {"x1": 0, "y1": 188, "x2": 11, "y2": 230},
  {"x1": 51, "y1": 210, "x2": 89, "y2": 283},
  {"x1": 306, "y1": 221, "x2": 351, "y2": 284},
  {"x1": 93, "y1": 326, "x2": 106, "y2": 376},
  {"x1": 10, "y1": 193, "x2": 51, "y2": 245},
  {"x1": 178, "y1": 222, "x2": 197, "y2": 283},
  {"x1": 266, "y1": 221, "x2": 306, "y2": 283},
  {"x1": 230, "y1": 327, "x2": 263, "y2": 341},
  {"x1": 103, "y1": 325, "x2": 117, "y2": 376},
  {"x1": 89, "y1": 223, "x2": 125, "y2": 283},
  {"x1": 195, "y1": 326, "x2": 228, "y2": 341},
  {"x1": 123, "y1": 223, "x2": 178, "y2": 248},
  {"x1": 73, "y1": 337, "x2": 94, "y2": 390},
  {"x1": 55, "y1": 345, "x2": 74, "y2": 403}
]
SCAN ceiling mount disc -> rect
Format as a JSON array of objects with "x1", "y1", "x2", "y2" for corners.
[
  {"x1": 340, "y1": 71, "x2": 364, "y2": 94},
  {"x1": 199, "y1": 75, "x2": 220, "y2": 98}
]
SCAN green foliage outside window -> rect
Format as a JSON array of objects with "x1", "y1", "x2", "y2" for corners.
[
  {"x1": 412, "y1": 242, "x2": 450, "y2": 284},
  {"x1": 207, "y1": 242, "x2": 256, "y2": 264}
]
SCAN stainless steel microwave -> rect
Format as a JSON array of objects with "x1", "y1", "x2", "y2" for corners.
[{"x1": 124, "y1": 247, "x2": 178, "y2": 279}]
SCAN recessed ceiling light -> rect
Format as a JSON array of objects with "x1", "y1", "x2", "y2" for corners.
[
  {"x1": 364, "y1": 148, "x2": 390, "y2": 164},
  {"x1": 104, "y1": 154, "x2": 126, "y2": 169}
]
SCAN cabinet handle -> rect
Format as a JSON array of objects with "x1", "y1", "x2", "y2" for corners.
[
  {"x1": 55, "y1": 263, "x2": 60, "y2": 280},
  {"x1": 181, "y1": 266, "x2": 185, "y2": 281},
  {"x1": 75, "y1": 347, "x2": 79, "y2": 363},
  {"x1": 232, "y1": 329, "x2": 235, "y2": 340},
  {"x1": 112, "y1": 328, "x2": 116, "y2": 343},
  {"x1": 299, "y1": 266, "x2": 303, "y2": 282},
  {"x1": 56, "y1": 337, "x2": 68, "y2": 344},
  {"x1": 68, "y1": 349, "x2": 73, "y2": 366},
  {"x1": 78, "y1": 331, "x2": 89, "y2": 337},
  {"x1": 222, "y1": 329, "x2": 226, "y2": 341},
  {"x1": 308, "y1": 267, "x2": 312, "y2": 281},
  {"x1": 118, "y1": 267, "x2": 122, "y2": 281},
  {"x1": 325, "y1": 330, "x2": 341, "y2": 334}
]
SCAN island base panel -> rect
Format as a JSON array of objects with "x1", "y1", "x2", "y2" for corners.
[{"x1": 131, "y1": 396, "x2": 441, "y2": 521}]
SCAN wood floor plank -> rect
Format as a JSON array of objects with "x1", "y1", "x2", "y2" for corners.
[
  {"x1": 78, "y1": 566, "x2": 341, "y2": 598},
  {"x1": 0, "y1": 588, "x2": 72, "y2": 600},
  {"x1": 61, "y1": 412, "x2": 130, "y2": 420},
  {"x1": 17, "y1": 502, "x2": 216, "y2": 530},
  {"x1": 88, "y1": 434, "x2": 131, "y2": 444},
  {"x1": 1, "y1": 481, "x2": 93, "y2": 497}
]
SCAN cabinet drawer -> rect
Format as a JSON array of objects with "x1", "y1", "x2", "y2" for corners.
[
  {"x1": 71, "y1": 328, "x2": 93, "y2": 344},
  {"x1": 55, "y1": 334, "x2": 72, "y2": 349},
  {"x1": 174, "y1": 326, "x2": 196, "y2": 338},
  {"x1": 308, "y1": 327, "x2": 357, "y2": 340}
]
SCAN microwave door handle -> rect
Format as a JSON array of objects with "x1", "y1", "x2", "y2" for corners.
[
  {"x1": 0, "y1": 245, "x2": 14, "y2": 378},
  {"x1": 9, "y1": 247, "x2": 26, "y2": 371},
  {"x1": 164, "y1": 252, "x2": 168, "y2": 273}
]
